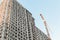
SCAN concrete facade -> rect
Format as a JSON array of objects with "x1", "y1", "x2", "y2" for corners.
[
  {"x1": 0, "y1": 0, "x2": 48, "y2": 40},
  {"x1": 35, "y1": 27, "x2": 48, "y2": 40}
]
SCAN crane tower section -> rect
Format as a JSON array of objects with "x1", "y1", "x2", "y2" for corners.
[{"x1": 40, "y1": 14, "x2": 51, "y2": 40}]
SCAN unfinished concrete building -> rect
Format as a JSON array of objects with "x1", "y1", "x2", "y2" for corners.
[{"x1": 0, "y1": 0, "x2": 48, "y2": 40}]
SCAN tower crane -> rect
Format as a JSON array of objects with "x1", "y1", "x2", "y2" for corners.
[{"x1": 40, "y1": 14, "x2": 51, "y2": 40}]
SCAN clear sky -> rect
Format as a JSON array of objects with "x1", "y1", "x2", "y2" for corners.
[
  {"x1": 0, "y1": 0, "x2": 60, "y2": 40},
  {"x1": 17, "y1": 0, "x2": 60, "y2": 40}
]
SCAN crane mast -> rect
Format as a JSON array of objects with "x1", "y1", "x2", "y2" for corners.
[{"x1": 40, "y1": 14, "x2": 51, "y2": 40}]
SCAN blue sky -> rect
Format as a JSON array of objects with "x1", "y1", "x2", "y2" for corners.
[
  {"x1": 17, "y1": 0, "x2": 60, "y2": 40},
  {"x1": 0, "y1": 0, "x2": 60, "y2": 40}
]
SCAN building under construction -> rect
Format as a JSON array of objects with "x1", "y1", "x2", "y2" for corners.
[{"x1": 0, "y1": 0, "x2": 48, "y2": 40}]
